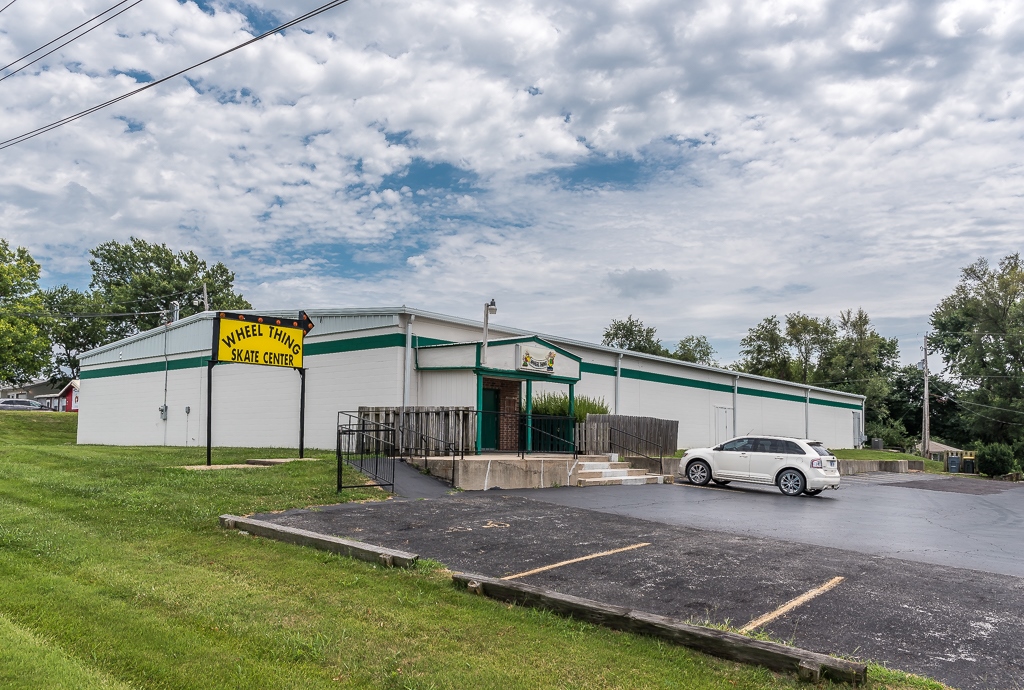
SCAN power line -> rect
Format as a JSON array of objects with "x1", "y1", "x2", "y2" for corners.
[
  {"x1": 0, "y1": 0, "x2": 353, "y2": 151},
  {"x1": 0, "y1": 0, "x2": 143, "y2": 80},
  {"x1": 0, "y1": 307, "x2": 163, "y2": 319},
  {"x1": 944, "y1": 397, "x2": 1024, "y2": 428},
  {"x1": 0, "y1": 0, "x2": 19, "y2": 16},
  {"x1": 928, "y1": 379, "x2": 1024, "y2": 422}
]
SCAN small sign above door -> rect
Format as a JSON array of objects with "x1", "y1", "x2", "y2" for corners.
[{"x1": 517, "y1": 344, "x2": 556, "y2": 374}]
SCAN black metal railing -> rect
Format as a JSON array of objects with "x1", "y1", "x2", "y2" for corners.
[
  {"x1": 475, "y1": 409, "x2": 578, "y2": 458},
  {"x1": 609, "y1": 426, "x2": 664, "y2": 475},
  {"x1": 336, "y1": 415, "x2": 397, "y2": 495},
  {"x1": 338, "y1": 411, "x2": 467, "y2": 488}
]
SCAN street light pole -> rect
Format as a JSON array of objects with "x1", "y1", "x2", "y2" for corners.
[
  {"x1": 922, "y1": 334, "x2": 930, "y2": 460},
  {"x1": 481, "y1": 299, "x2": 497, "y2": 365}
]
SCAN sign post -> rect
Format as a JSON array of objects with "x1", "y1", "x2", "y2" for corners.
[{"x1": 206, "y1": 311, "x2": 314, "y2": 466}]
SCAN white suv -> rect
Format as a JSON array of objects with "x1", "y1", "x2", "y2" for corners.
[{"x1": 680, "y1": 436, "x2": 840, "y2": 496}]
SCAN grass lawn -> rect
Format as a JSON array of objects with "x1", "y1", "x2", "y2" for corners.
[
  {"x1": 0, "y1": 412, "x2": 946, "y2": 689},
  {"x1": 831, "y1": 449, "x2": 945, "y2": 473}
]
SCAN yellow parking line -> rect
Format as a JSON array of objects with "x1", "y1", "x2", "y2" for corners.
[
  {"x1": 501, "y1": 543, "x2": 651, "y2": 580},
  {"x1": 740, "y1": 576, "x2": 845, "y2": 633}
]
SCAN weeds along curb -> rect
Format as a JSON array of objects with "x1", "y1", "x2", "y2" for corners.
[
  {"x1": 453, "y1": 572, "x2": 866, "y2": 685},
  {"x1": 219, "y1": 515, "x2": 418, "y2": 568}
]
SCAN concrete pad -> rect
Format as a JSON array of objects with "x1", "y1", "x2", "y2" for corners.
[
  {"x1": 178, "y1": 463, "x2": 268, "y2": 470},
  {"x1": 246, "y1": 458, "x2": 317, "y2": 466}
]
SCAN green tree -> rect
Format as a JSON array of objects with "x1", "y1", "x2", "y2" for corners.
[
  {"x1": 737, "y1": 315, "x2": 792, "y2": 380},
  {"x1": 672, "y1": 335, "x2": 718, "y2": 366},
  {"x1": 976, "y1": 442, "x2": 1018, "y2": 477},
  {"x1": 817, "y1": 308, "x2": 898, "y2": 423},
  {"x1": 90, "y1": 237, "x2": 251, "y2": 337},
  {"x1": 785, "y1": 312, "x2": 836, "y2": 384},
  {"x1": 39, "y1": 286, "x2": 111, "y2": 387},
  {"x1": 0, "y1": 240, "x2": 51, "y2": 385},
  {"x1": 930, "y1": 254, "x2": 1024, "y2": 445},
  {"x1": 602, "y1": 315, "x2": 669, "y2": 356}
]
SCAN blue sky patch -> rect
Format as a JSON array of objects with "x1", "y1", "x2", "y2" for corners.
[
  {"x1": 116, "y1": 116, "x2": 145, "y2": 133},
  {"x1": 181, "y1": 1, "x2": 280, "y2": 34},
  {"x1": 380, "y1": 159, "x2": 478, "y2": 194},
  {"x1": 110, "y1": 69, "x2": 154, "y2": 83}
]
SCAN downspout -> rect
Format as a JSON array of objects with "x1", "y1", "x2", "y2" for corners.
[
  {"x1": 402, "y1": 314, "x2": 415, "y2": 454},
  {"x1": 732, "y1": 375, "x2": 738, "y2": 437},
  {"x1": 861, "y1": 398, "x2": 866, "y2": 448},
  {"x1": 805, "y1": 387, "x2": 810, "y2": 439},
  {"x1": 614, "y1": 353, "x2": 623, "y2": 414},
  {"x1": 403, "y1": 315, "x2": 415, "y2": 408},
  {"x1": 162, "y1": 321, "x2": 169, "y2": 446}
]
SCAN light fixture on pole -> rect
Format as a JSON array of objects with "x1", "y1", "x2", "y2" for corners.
[{"x1": 481, "y1": 299, "x2": 497, "y2": 365}]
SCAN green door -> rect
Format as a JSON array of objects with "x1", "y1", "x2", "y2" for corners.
[{"x1": 481, "y1": 389, "x2": 500, "y2": 450}]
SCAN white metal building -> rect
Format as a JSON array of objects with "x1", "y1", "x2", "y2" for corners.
[{"x1": 77, "y1": 307, "x2": 865, "y2": 450}]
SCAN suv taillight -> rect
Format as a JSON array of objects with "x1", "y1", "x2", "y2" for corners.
[{"x1": 810, "y1": 458, "x2": 823, "y2": 469}]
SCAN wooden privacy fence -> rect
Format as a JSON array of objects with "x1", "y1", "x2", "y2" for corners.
[
  {"x1": 581, "y1": 414, "x2": 679, "y2": 457},
  {"x1": 358, "y1": 406, "x2": 475, "y2": 456}
]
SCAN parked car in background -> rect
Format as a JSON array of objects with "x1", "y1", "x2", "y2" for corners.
[
  {"x1": 679, "y1": 435, "x2": 840, "y2": 496},
  {"x1": 0, "y1": 399, "x2": 52, "y2": 411}
]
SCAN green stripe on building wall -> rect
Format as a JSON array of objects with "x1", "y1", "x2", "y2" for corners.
[
  {"x1": 81, "y1": 334, "x2": 454, "y2": 380},
  {"x1": 580, "y1": 361, "x2": 861, "y2": 409},
  {"x1": 80, "y1": 355, "x2": 211, "y2": 379},
  {"x1": 79, "y1": 334, "x2": 861, "y2": 411}
]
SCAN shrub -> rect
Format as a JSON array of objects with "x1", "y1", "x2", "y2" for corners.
[
  {"x1": 529, "y1": 391, "x2": 609, "y2": 423},
  {"x1": 865, "y1": 419, "x2": 915, "y2": 451},
  {"x1": 976, "y1": 442, "x2": 1018, "y2": 477}
]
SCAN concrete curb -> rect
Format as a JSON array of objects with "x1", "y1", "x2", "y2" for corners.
[
  {"x1": 219, "y1": 515, "x2": 419, "y2": 568},
  {"x1": 452, "y1": 572, "x2": 866, "y2": 685}
]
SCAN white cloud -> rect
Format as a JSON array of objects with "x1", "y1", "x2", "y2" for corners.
[{"x1": 1, "y1": 0, "x2": 1023, "y2": 364}]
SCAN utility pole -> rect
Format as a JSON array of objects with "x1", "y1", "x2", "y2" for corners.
[
  {"x1": 922, "y1": 334, "x2": 930, "y2": 460},
  {"x1": 202, "y1": 283, "x2": 209, "y2": 312}
]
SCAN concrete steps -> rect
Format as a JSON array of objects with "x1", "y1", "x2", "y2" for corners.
[{"x1": 574, "y1": 455, "x2": 670, "y2": 487}]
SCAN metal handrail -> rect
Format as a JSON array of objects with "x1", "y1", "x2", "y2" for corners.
[
  {"x1": 339, "y1": 410, "x2": 465, "y2": 484},
  {"x1": 336, "y1": 420, "x2": 397, "y2": 494},
  {"x1": 475, "y1": 409, "x2": 578, "y2": 459},
  {"x1": 522, "y1": 418, "x2": 578, "y2": 460},
  {"x1": 609, "y1": 426, "x2": 664, "y2": 475}
]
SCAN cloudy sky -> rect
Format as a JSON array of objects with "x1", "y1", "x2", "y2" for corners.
[{"x1": 2, "y1": 0, "x2": 1022, "y2": 364}]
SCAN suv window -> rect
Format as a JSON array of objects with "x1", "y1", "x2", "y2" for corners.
[
  {"x1": 808, "y1": 443, "x2": 833, "y2": 457},
  {"x1": 784, "y1": 441, "x2": 805, "y2": 455},
  {"x1": 721, "y1": 438, "x2": 754, "y2": 452}
]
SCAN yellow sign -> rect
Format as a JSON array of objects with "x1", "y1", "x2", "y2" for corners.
[{"x1": 214, "y1": 312, "x2": 313, "y2": 368}]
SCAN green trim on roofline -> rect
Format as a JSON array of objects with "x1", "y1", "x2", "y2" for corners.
[
  {"x1": 580, "y1": 361, "x2": 861, "y2": 408},
  {"x1": 80, "y1": 355, "x2": 211, "y2": 379},
  {"x1": 809, "y1": 397, "x2": 863, "y2": 410},
  {"x1": 480, "y1": 336, "x2": 583, "y2": 363},
  {"x1": 82, "y1": 333, "x2": 454, "y2": 379},
  {"x1": 304, "y1": 333, "x2": 449, "y2": 356},
  {"x1": 78, "y1": 332, "x2": 862, "y2": 411}
]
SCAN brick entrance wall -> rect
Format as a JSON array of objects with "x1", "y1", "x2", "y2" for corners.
[{"x1": 483, "y1": 378, "x2": 521, "y2": 451}]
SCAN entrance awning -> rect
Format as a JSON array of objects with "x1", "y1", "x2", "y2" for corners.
[{"x1": 415, "y1": 336, "x2": 581, "y2": 384}]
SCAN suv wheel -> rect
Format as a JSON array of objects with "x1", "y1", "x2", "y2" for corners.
[
  {"x1": 777, "y1": 469, "x2": 805, "y2": 496},
  {"x1": 687, "y1": 460, "x2": 712, "y2": 486}
]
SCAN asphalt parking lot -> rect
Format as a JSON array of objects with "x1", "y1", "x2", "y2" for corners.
[{"x1": 255, "y1": 472, "x2": 1024, "y2": 690}]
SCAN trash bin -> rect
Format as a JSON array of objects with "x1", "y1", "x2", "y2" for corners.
[
  {"x1": 962, "y1": 459, "x2": 975, "y2": 474},
  {"x1": 947, "y1": 455, "x2": 961, "y2": 473}
]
